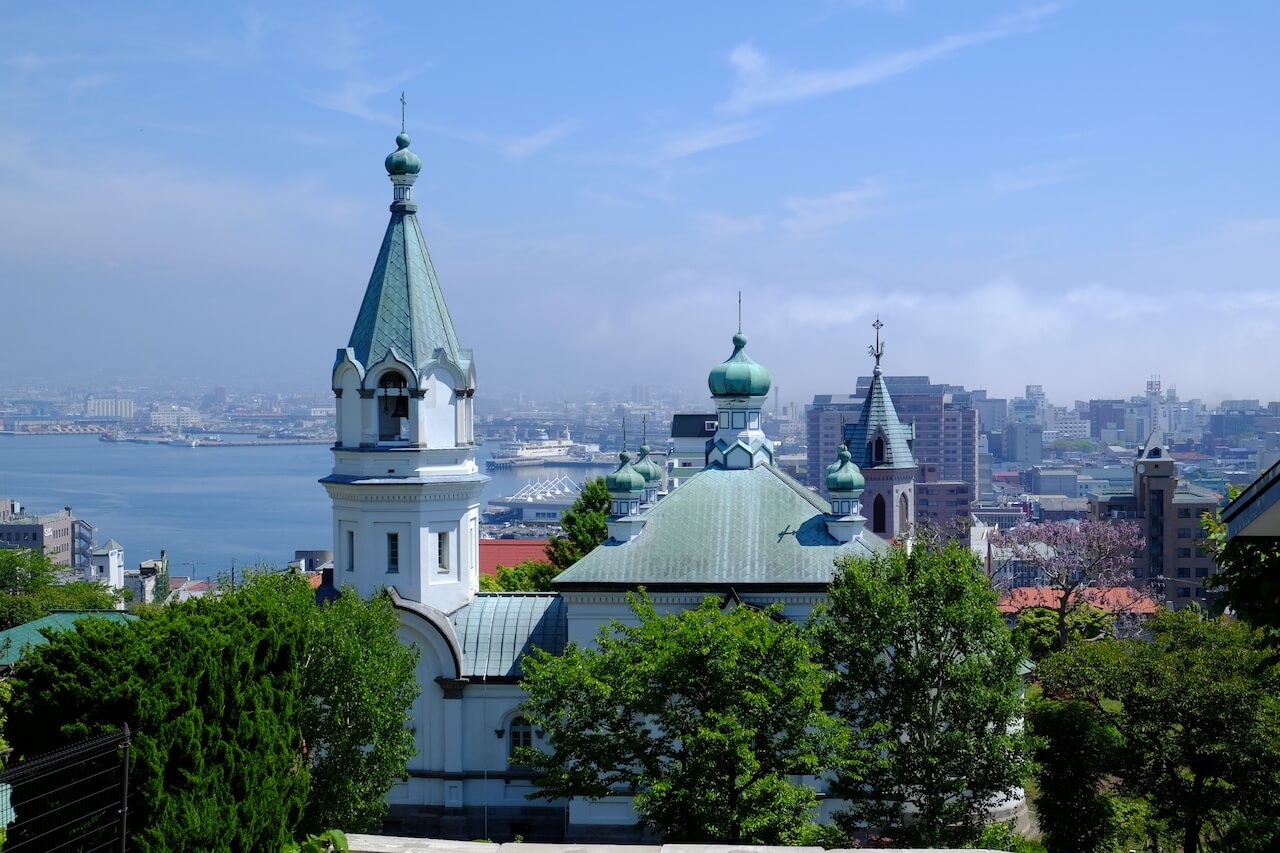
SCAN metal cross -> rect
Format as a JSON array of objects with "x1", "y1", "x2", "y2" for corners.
[
  {"x1": 400, "y1": 92, "x2": 407, "y2": 132},
  {"x1": 869, "y1": 316, "x2": 885, "y2": 368},
  {"x1": 737, "y1": 291, "x2": 742, "y2": 333}
]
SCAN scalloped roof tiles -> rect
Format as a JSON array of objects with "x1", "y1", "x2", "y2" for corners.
[{"x1": 347, "y1": 212, "x2": 463, "y2": 372}]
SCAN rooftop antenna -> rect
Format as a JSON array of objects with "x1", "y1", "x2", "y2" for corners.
[{"x1": 400, "y1": 91, "x2": 407, "y2": 133}]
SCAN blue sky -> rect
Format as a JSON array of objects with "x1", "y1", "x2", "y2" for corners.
[{"x1": 1, "y1": 2, "x2": 1277, "y2": 408}]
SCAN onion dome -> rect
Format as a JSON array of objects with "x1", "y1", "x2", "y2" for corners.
[
  {"x1": 385, "y1": 132, "x2": 422, "y2": 176},
  {"x1": 707, "y1": 332, "x2": 772, "y2": 397},
  {"x1": 605, "y1": 451, "x2": 647, "y2": 493},
  {"x1": 826, "y1": 445, "x2": 865, "y2": 493},
  {"x1": 633, "y1": 444, "x2": 663, "y2": 484}
]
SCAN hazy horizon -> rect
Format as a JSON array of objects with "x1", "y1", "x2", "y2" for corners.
[{"x1": 2, "y1": 3, "x2": 1277, "y2": 408}]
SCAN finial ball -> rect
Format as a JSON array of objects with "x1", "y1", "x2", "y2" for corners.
[{"x1": 395, "y1": 132, "x2": 411, "y2": 150}]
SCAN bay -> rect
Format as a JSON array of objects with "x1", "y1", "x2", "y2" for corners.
[{"x1": 0, "y1": 435, "x2": 609, "y2": 579}]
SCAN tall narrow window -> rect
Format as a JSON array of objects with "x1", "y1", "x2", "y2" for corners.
[
  {"x1": 386, "y1": 532, "x2": 399, "y2": 573},
  {"x1": 509, "y1": 716, "x2": 533, "y2": 767},
  {"x1": 437, "y1": 531, "x2": 451, "y2": 573},
  {"x1": 873, "y1": 494, "x2": 886, "y2": 534},
  {"x1": 346, "y1": 530, "x2": 355, "y2": 572},
  {"x1": 874, "y1": 436, "x2": 885, "y2": 463}
]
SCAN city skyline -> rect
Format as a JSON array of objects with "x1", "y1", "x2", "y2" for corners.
[{"x1": 1, "y1": 3, "x2": 1277, "y2": 404}]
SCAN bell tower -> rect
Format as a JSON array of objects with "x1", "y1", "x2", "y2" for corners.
[{"x1": 321, "y1": 129, "x2": 486, "y2": 613}]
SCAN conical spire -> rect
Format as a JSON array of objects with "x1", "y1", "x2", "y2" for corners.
[
  {"x1": 345, "y1": 128, "x2": 468, "y2": 377},
  {"x1": 846, "y1": 318, "x2": 914, "y2": 469}
]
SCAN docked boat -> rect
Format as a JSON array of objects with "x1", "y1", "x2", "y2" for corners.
[{"x1": 487, "y1": 429, "x2": 582, "y2": 469}]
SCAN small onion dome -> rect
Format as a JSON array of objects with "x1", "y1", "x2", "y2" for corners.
[
  {"x1": 633, "y1": 444, "x2": 664, "y2": 484},
  {"x1": 605, "y1": 450, "x2": 647, "y2": 493},
  {"x1": 826, "y1": 445, "x2": 865, "y2": 494},
  {"x1": 707, "y1": 332, "x2": 772, "y2": 397},
  {"x1": 385, "y1": 132, "x2": 422, "y2": 176}
]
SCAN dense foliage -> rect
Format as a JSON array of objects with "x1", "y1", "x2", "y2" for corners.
[
  {"x1": 1036, "y1": 608, "x2": 1280, "y2": 852},
  {"x1": 544, "y1": 476, "x2": 610, "y2": 570},
  {"x1": 519, "y1": 592, "x2": 842, "y2": 844},
  {"x1": 0, "y1": 547, "x2": 121, "y2": 630},
  {"x1": 819, "y1": 542, "x2": 1031, "y2": 848},
  {"x1": 1015, "y1": 603, "x2": 1112, "y2": 661},
  {"x1": 990, "y1": 519, "x2": 1142, "y2": 653},
  {"x1": 5, "y1": 593, "x2": 309, "y2": 852},
  {"x1": 1026, "y1": 699, "x2": 1123, "y2": 853},
  {"x1": 2, "y1": 572, "x2": 419, "y2": 849},
  {"x1": 235, "y1": 573, "x2": 420, "y2": 834}
]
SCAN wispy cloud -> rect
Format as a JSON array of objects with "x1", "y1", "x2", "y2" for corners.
[
  {"x1": 721, "y1": 5, "x2": 1059, "y2": 113},
  {"x1": 782, "y1": 183, "x2": 883, "y2": 235},
  {"x1": 989, "y1": 160, "x2": 1080, "y2": 195},
  {"x1": 699, "y1": 212, "x2": 767, "y2": 238},
  {"x1": 654, "y1": 121, "x2": 768, "y2": 161},
  {"x1": 427, "y1": 120, "x2": 579, "y2": 160},
  {"x1": 500, "y1": 121, "x2": 579, "y2": 160}
]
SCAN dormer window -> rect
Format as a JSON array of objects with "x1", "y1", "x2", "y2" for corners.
[{"x1": 874, "y1": 436, "x2": 885, "y2": 463}]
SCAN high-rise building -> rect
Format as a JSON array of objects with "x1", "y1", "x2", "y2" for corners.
[
  {"x1": 1087, "y1": 433, "x2": 1220, "y2": 608},
  {"x1": 807, "y1": 376, "x2": 980, "y2": 498}
]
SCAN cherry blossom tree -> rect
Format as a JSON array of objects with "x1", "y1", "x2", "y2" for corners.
[{"x1": 991, "y1": 519, "x2": 1144, "y2": 653}]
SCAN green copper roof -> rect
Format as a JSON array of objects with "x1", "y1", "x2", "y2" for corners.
[
  {"x1": 554, "y1": 463, "x2": 887, "y2": 589},
  {"x1": 606, "y1": 451, "x2": 647, "y2": 493},
  {"x1": 449, "y1": 593, "x2": 565, "y2": 678},
  {"x1": 826, "y1": 446, "x2": 865, "y2": 493},
  {"x1": 0, "y1": 611, "x2": 136, "y2": 667},
  {"x1": 846, "y1": 372, "x2": 916, "y2": 469},
  {"x1": 385, "y1": 132, "x2": 422, "y2": 176},
  {"x1": 708, "y1": 332, "x2": 772, "y2": 397},
  {"x1": 347, "y1": 210, "x2": 463, "y2": 372},
  {"x1": 633, "y1": 444, "x2": 664, "y2": 484}
]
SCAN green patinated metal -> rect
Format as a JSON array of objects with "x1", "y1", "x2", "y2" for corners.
[
  {"x1": 846, "y1": 371, "x2": 916, "y2": 470},
  {"x1": 450, "y1": 593, "x2": 566, "y2": 678},
  {"x1": 0, "y1": 611, "x2": 137, "y2": 668},
  {"x1": 605, "y1": 451, "x2": 647, "y2": 494},
  {"x1": 707, "y1": 332, "x2": 771, "y2": 397},
  {"x1": 555, "y1": 464, "x2": 887, "y2": 588},
  {"x1": 346, "y1": 210, "x2": 463, "y2": 372}
]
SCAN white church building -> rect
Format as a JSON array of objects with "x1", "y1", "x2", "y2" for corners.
[{"x1": 321, "y1": 131, "x2": 934, "y2": 840}]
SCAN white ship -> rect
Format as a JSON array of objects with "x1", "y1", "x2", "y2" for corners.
[{"x1": 488, "y1": 429, "x2": 582, "y2": 463}]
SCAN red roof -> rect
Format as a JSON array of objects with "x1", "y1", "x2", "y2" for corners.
[
  {"x1": 479, "y1": 539, "x2": 551, "y2": 577},
  {"x1": 997, "y1": 586, "x2": 1160, "y2": 617}
]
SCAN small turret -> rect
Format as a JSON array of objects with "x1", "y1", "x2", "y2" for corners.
[
  {"x1": 706, "y1": 331, "x2": 776, "y2": 470},
  {"x1": 825, "y1": 445, "x2": 867, "y2": 544},
  {"x1": 605, "y1": 451, "x2": 647, "y2": 543},
  {"x1": 633, "y1": 444, "x2": 664, "y2": 505}
]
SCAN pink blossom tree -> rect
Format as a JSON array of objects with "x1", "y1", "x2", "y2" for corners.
[{"x1": 991, "y1": 519, "x2": 1145, "y2": 653}]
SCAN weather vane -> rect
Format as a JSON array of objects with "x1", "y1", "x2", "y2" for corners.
[
  {"x1": 400, "y1": 91, "x2": 407, "y2": 133},
  {"x1": 869, "y1": 316, "x2": 885, "y2": 369}
]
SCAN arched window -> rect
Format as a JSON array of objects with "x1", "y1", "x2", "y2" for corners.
[
  {"x1": 376, "y1": 371, "x2": 409, "y2": 441},
  {"x1": 873, "y1": 494, "x2": 886, "y2": 533},
  {"x1": 874, "y1": 436, "x2": 885, "y2": 463},
  {"x1": 1150, "y1": 447, "x2": 1161, "y2": 458},
  {"x1": 508, "y1": 716, "x2": 533, "y2": 766}
]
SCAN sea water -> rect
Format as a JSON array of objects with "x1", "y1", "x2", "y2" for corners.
[{"x1": 0, "y1": 435, "x2": 608, "y2": 579}]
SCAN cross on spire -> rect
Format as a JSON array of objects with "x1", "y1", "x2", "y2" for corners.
[
  {"x1": 400, "y1": 92, "x2": 407, "y2": 133},
  {"x1": 737, "y1": 290, "x2": 742, "y2": 333},
  {"x1": 869, "y1": 316, "x2": 885, "y2": 372},
  {"x1": 642, "y1": 414, "x2": 647, "y2": 445}
]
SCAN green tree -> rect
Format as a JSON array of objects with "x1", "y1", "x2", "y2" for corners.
[
  {"x1": 1026, "y1": 699, "x2": 1122, "y2": 853},
  {"x1": 819, "y1": 542, "x2": 1031, "y2": 848},
  {"x1": 1202, "y1": 485, "x2": 1280, "y2": 649},
  {"x1": 1014, "y1": 603, "x2": 1113, "y2": 661},
  {"x1": 990, "y1": 519, "x2": 1143, "y2": 653},
  {"x1": 479, "y1": 558, "x2": 560, "y2": 592},
  {"x1": 545, "y1": 477, "x2": 610, "y2": 570},
  {"x1": 1038, "y1": 608, "x2": 1280, "y2": 852},
  {"x1": 222, "y1": 571, "x2": 420, "y2": 834},
  {"x1": 519, "y1": 591, "x2": 842, "y2": 844},
  {"x1": 0, "y1": 546, "x2": 55, "y2": 595},
  {"x1": 4, "y1": 594, "x2": 310, "y2": 852}
]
